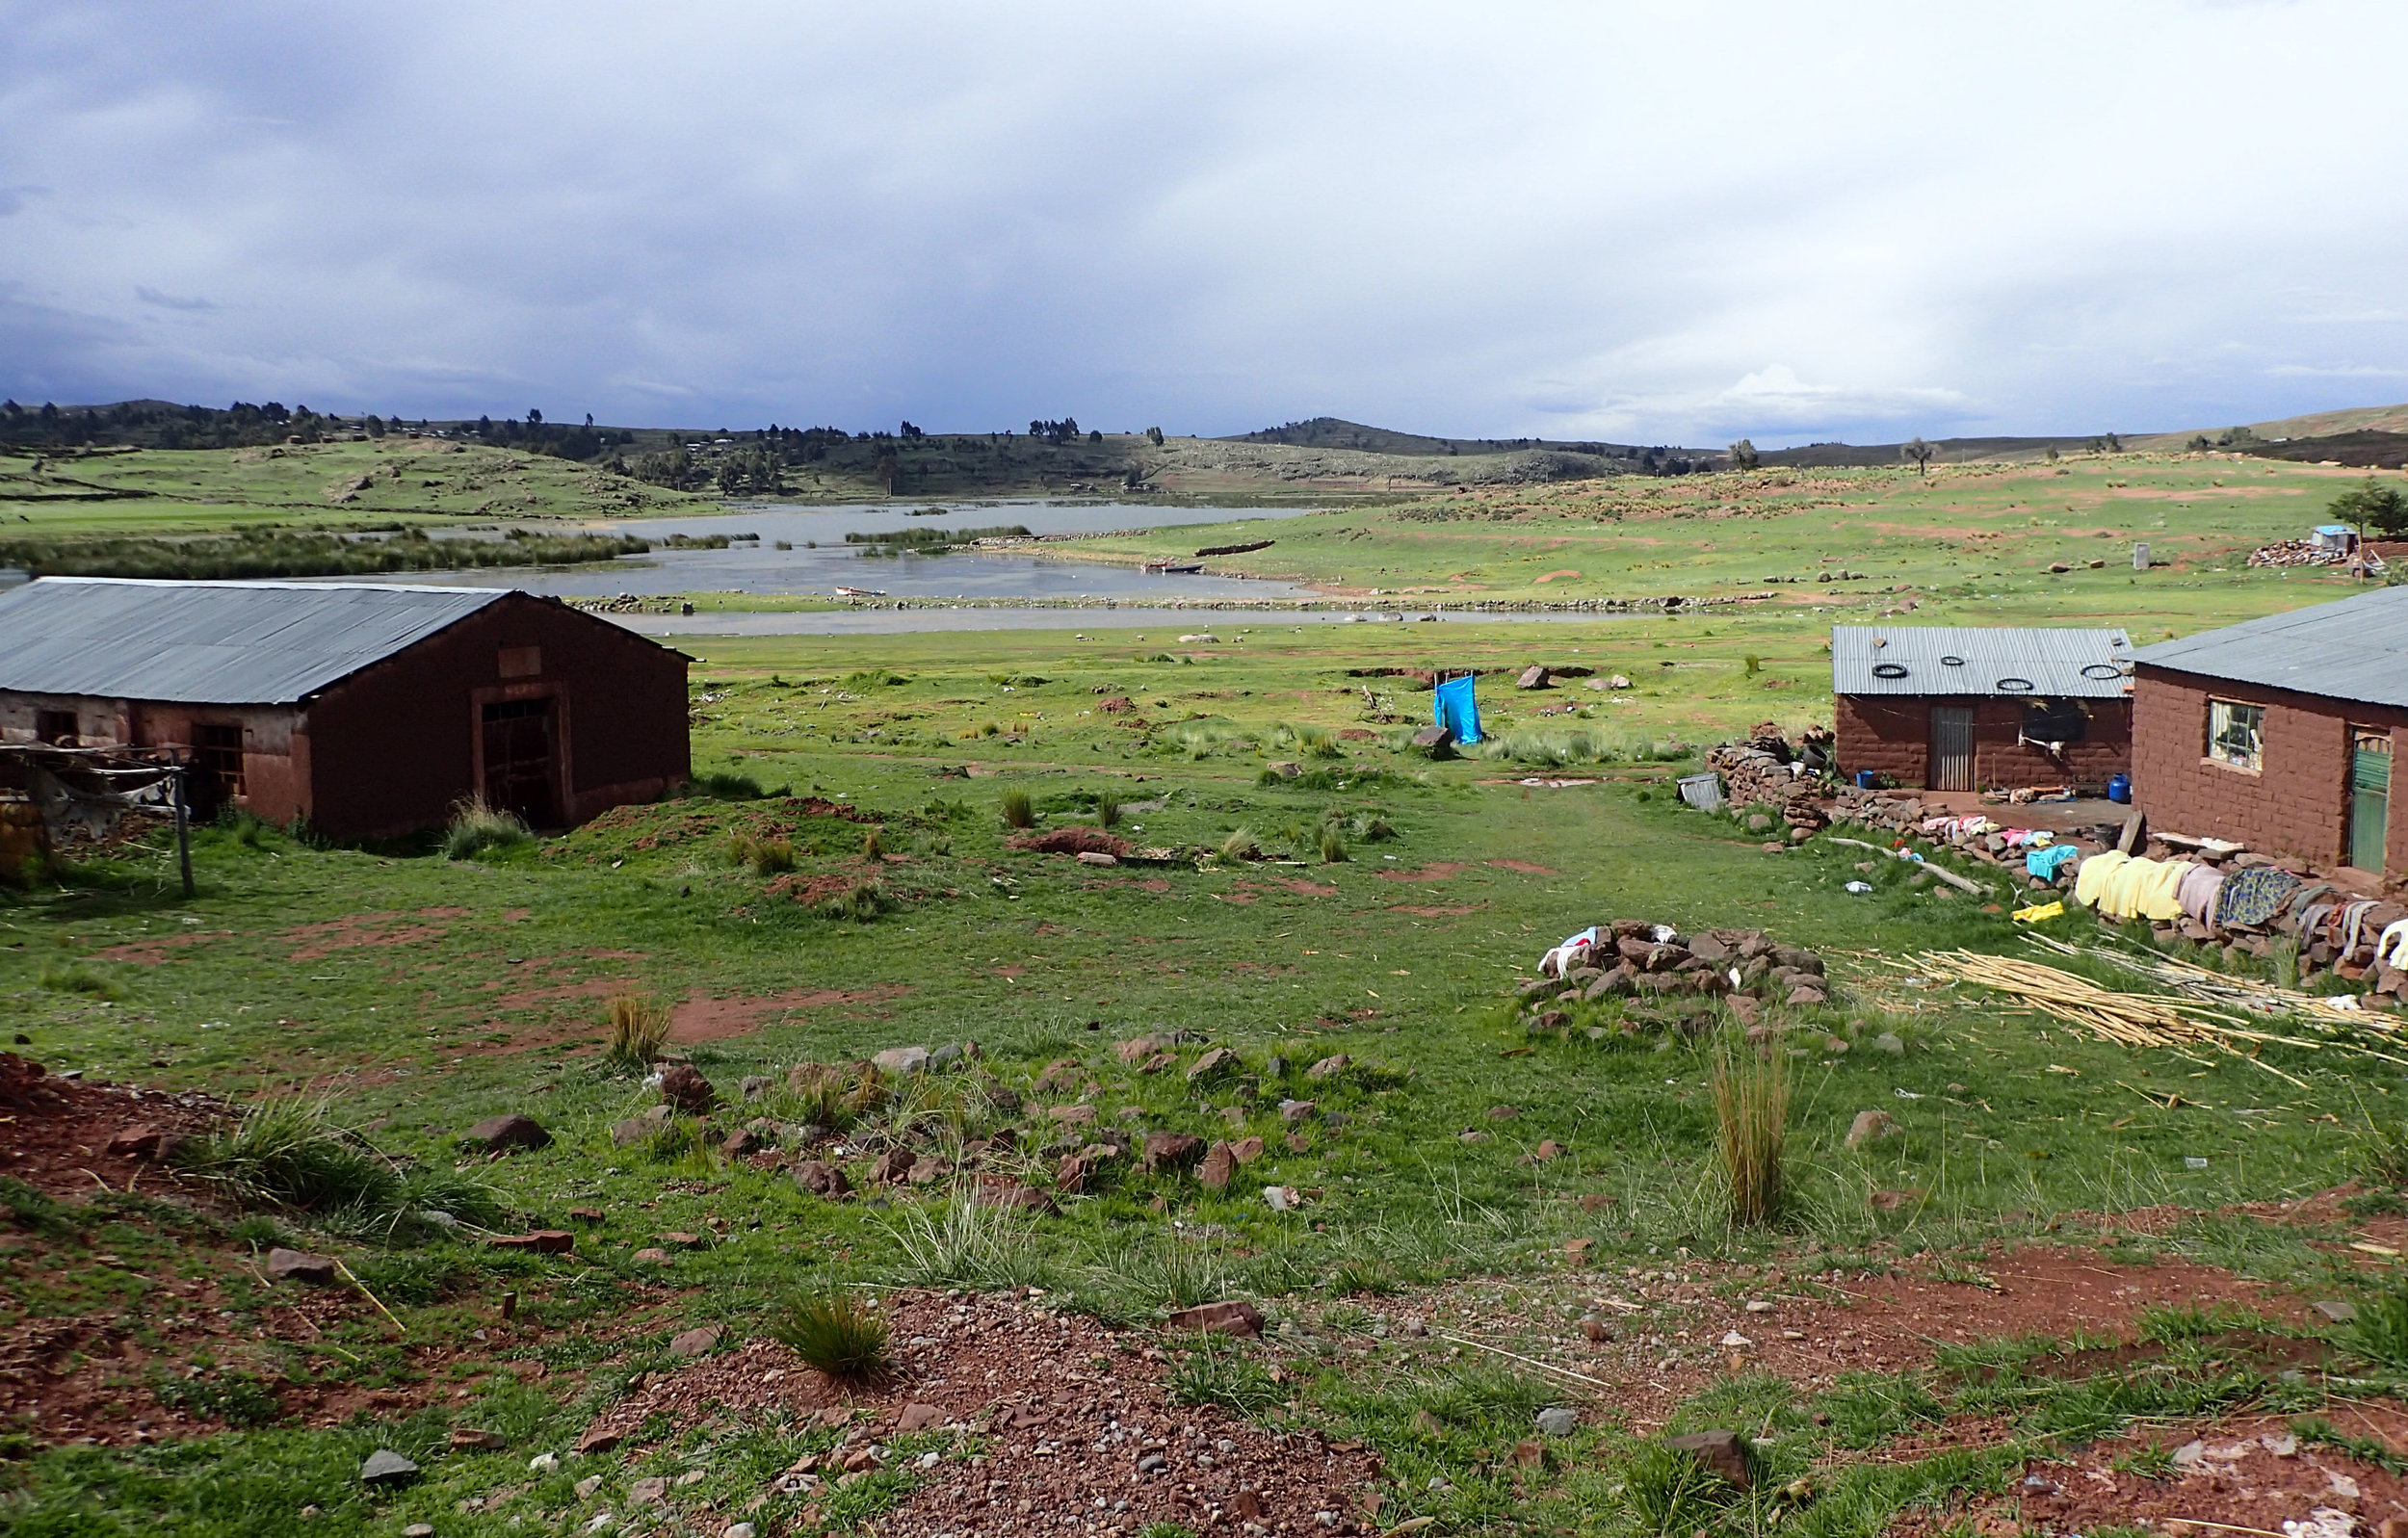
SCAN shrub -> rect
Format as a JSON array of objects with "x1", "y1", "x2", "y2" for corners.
[
  {"x1": 1712, "y1": 1033, "x2": 1790, "y2": 1226},
  {"x1": 604, "y1": 991, "x2": 671, "y2": 1069},
  {"x1": 1001, "y1": 789, "x2": 1034, "y2": 829},
  {"x1": 1094, "y1": 792, "x2": 1123, "y2": 830},
  {"x1": 173, "y1": 1096, "x2": 401, "y2": 1216},
  {"x1": 443, "y1": 797, "x2": 531, "y2": 860},
  {"x1": 770, "y1": 1291, "x2": 896, "y2": 1388}
]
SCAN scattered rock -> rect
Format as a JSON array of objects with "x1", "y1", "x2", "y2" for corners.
[
  {"x1": 611, "y1": 1117, "x2": 653, "y2": 1148},
  {"x1": 1229, "y1": 1135, "x2": 1266, "y2": 1164},
  {"x1": 658, "y1": 1062, "x2": 718, "y2": 1114},
  {"x1": 741, "y1": 1075, "x2": 773, "y2": 1100},
  {"x1": 359, "y1": 1448, "x2": 420, "y2": 1486},
  {"x1": 871, "y1": 1148, "x2": 919, "y2": 1185},
  {"x1": 575, "y1": 1424, "x2": 624, "y2": 1455},
  {"x1": 1305, "y1": 1054, "x2": 1350, "y2": 1081},
  {"x1": 1141, "y1": 1132, "x2": 1206, "y2": 1172},
  {"x1": 1534, "y1": 1406, "x2": 1580, "y2": 1437},
  {"x1": 895, "y1": 1402, "x2": 947, "y2": 1433},
  {"x1": 1076, "y1": 850, "x2": 1119, "y2": 866},
  {"x1": 1263, "y1": 1185, "x2": 1303, "y2": 1211},
  {"x1": 720, "y1": 1127, "x2": 763, "y2": 1157},
  {"x1": 1870, "y1": 1032, "x2": 1905, "y2": 1056},
  {"x1": 461, "y1": 1113, "x2": 552, "y2": 1153},
  {"x1": 105, "y1": 1124, "x2": 181, "y2": 1161},
  {"x1": 1166, "y1": 1301, "x2": 1264, "y2": 1338},
  {"x1": 794, "y1": 1160, "x2": 851, "y2": 1199},
  {"x1": 1197, "y1": 1141, "x2": 1237, "y2": 1190},
  {"x1": 630, "y1": 1475, "x2": 669, "y2": 1505},
  {"x1": 487, "y1": 1231, "x2": 574, "y2": 1255},
  {"x1": 450, "y1": 1427, "x2": 509, "y2": 1452},
  {"x1": 1664, "y1": 1428, "x2": 1752, "y2": 1489},
  {"x1": 971, "y1": 1184, "x2": 1057, "y2": 1213},
  {"x1": 267, "y1": 1247, "x2": 339, "y2": 1286},
  {"x1": 668, "y1": 1326, "x2": 721, "y2": 1358},
  {"x1": 872, "y1": 1046, "x2": 931, "y2": 1078},
  {"x1": 1278, "y1": 1099, "x2": 1318, "y2": 1124},
  {"x1": 1845, "y1": 1109, "x2": 1898, "y2": 1149},
  {"x1": 1184, "y1": 1047, "x2": 1241, "y2": 1083},
  {"x1": 1409, "y1": 725, "x2": 1455, "y2": 752},
  {"x1": 631, "y1": 1247, "x2": 671, "y2": 1265}
]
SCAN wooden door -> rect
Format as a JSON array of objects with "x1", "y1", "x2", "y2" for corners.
[
  {"x1": 2350, "y1": 729, "x2": 2391, "y2": 873},
  {"x1": 1929, "y1": 706, "x2": 1975, "y2": 792},
  {"x1": 481, "y1": 697, "x2": 560, "y2": 826}
]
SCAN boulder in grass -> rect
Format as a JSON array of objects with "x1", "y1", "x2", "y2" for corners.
[
  {"x1": 461, "y1": 1113, "x2": 551, "y2": 1154},
  {"x1": 359, "y1": 1448, "x2": 420, "y2": 1487},
  {"x1": 1183, "y1": 1047, "x2": 1241, "y2": 1083},
  {"x1": 267, "y1": 1247, "x2": 339, "y2": 1286},
  {"x1": 1664, "y1": 1429, "x2": 1752, "y2": 1489},
  {"x1": 1141, "y1": 1132, "x2": 1206, "y2": 1173},
  {"x1": 793, "y1": 1160, "x2": 851, "y2": 1199},
  {"x1": 1516, "y1": 665, "x2": 1551, "y2": 690},
  {"x1": 872, "y1": 1047, "x2": 931, "y2": 1078},
  {"x1": 1197, "y1": 1141, "x2": 1237, "y2": 1191},
  {"x1": 658, "y1": 1063, "x2": 718, "y2": 1115}
]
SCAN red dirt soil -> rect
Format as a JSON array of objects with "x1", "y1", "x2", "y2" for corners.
[
  {"x1": 1375, "y1": 864, "x2": 1468, "y2": 883},
  {"x1": 667, "y1": 985, "x2": 912, "y2": 1045}
]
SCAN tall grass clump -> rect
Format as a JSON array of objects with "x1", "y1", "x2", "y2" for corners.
[
  {"x1": 1712, "y1": 1033, "x2": 1791, "y2": 1226},
  {"x1": 862, "y1": 824, "x2": 885, "y2": 860},
  {"x1": 1219, "y1": 827, "x2": 1260, "y2": 864},
  {"x1": 882, "y1": 1191, "x2": 1047, "y2": 1290},
  {"x1": 1319, "y1": 826, "x2": 1348, "y2": 863},
  {"x1": 769, "y1": 1291, "x2": 896, "y2": 1388},
  {"x1": 690, "y1": 770, "x2": 767, "y2": 799},
  {"x1": 1094, "y1": 791, "x2": 1123, "y2": 829},
  {"x1": 603, "y1": 990, "x2": 672, "y2": 1069},
  {"x1": 173, "y1": 1096, "x2": 400, "y2": 1217},
  {"x1": 727, "y1": 831, "x2": 796, "y2": 874},
  {"x1": 1001, "y1": 789, "x2": 1034, "y2": 829},
  {"x1": 443, "y1": 797, "x2": 531, "y2": 860}
]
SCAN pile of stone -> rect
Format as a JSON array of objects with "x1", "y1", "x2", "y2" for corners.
[
  {"x1": 2246, "y1": 539, "x2": 2358, "y2": 569},
  {"x1": 1705, "y1": 738, "x2": 1830, "y2": 840},
  {"x1": 1514, "y1": 922, "x2": 1832, "y2": 1031}
]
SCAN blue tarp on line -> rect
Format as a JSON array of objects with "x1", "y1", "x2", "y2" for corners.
[{"x1": 1433, "y1": 673, "x2": 1481, "y2": 744}]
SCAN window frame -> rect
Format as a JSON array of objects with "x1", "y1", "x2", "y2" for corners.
[{"x1": 2206, "y1": 697, "x2": 2264, "y2": 773}]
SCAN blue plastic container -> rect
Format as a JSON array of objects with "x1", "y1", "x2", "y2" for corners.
[
  {"x1": 1855, "y1": 769, "x2": 1878, "y2": 790},
  {"x1": 2107, "y1": 772, "x2": 2132, "y2": 804}
]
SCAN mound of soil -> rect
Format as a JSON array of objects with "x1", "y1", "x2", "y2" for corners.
[{"x1": 0, "y1": 1055, "x2": 226, "y2": 1200}]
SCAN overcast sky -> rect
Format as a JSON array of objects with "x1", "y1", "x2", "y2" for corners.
[{"x1": 5, "y1": 1, "x2": 2406, "y2": 446}]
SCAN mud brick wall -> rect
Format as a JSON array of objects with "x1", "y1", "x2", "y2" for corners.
[
  {"x1": 1837, "y1": 694, "x2": 2130, "y2": 793},
  {"x1": 2133, "y1": 665, "x2": 2408, "y2": 873}
]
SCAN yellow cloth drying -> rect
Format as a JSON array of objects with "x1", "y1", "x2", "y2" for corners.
[
  {"x1": 2073, "y1": 850, "x2": 2129, "y2": 909},
  {"x1": 2013, "y1": 900, "x2": 2065, "y2": 924},
  {"x1": 2133, "y1": 859, "x2": 2194, "y2": 922}
]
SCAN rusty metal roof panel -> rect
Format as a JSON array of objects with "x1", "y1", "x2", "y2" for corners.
[
  {"x1": 1831, "y1": 624, "x2": 2135, "y2": 697},
  {"x1": 2131, "y1": 585, "x2": 2408, "y2": 709},
  {"x1": 0, "y1": 577, "x2": 510, "y2": 705}
]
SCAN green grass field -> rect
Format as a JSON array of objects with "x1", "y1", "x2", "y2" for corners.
[{"x1": 5, "y1": 445, "x2": 2408, "y2": 1534}]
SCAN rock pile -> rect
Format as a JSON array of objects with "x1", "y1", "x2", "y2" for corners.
[
  {"x1": 1515, "y1": 921, "x2": 1832, "y2": 1030},
  {"x1": 2246, "y1": 539, "x2": 2383, "y2": 572}
]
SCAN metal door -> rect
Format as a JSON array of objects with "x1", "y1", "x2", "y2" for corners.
[
  {"x1": 2350, "y1": 730, "x2": 2391, "y2": 872},
  {"x1": 1929, "y1": 706, "x2": 1975, "y2": 791},
  {"x1": 482, "y1": 697, "x2": 560, "y2": 826}
]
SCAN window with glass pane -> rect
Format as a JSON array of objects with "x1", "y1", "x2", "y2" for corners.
[{"x1": 2208, "y1": 699, "x2": 2264, "y2": 771}]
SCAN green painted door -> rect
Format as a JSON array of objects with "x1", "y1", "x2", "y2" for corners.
[{"x1": 2350, "y1": 731, "x2": 2391, "y2": 873}]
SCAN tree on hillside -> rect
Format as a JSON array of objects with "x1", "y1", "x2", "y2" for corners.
[
  {"x1": 2331, "y1": 476, "x2": 2408, "y2": 538},
  {"x1": 873, "y1": 446, "x2": 899, "y2": 497},
  {"x1": 1145, "y1": 427, "x2": 1165, "y2": 446},
  {"x1": 1900, "y1": 436, "x2": 1934, "y2": 476},
  {"x1": 1728, "y1": 438, "x2": 1760, "y2": 471}
]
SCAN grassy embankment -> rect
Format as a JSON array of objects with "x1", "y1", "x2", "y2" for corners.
[{"x1": 8, "y1": 602, "x2": 2408, "y2": 1532}]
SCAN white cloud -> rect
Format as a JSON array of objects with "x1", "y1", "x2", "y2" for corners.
[{"x1": 2, "y1": 1, "x2": 2408, "y2": 441}]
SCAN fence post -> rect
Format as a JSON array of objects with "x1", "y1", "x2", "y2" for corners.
[{"x1": 171, "y1": 766, "x2": 194, "y2": 899}]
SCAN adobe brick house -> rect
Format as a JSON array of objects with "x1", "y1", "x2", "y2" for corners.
[
  {"x1": 2132, "y1": 586, "x2": 2408, "y2": 876},
  {"x1": 1832, "y1": 625, "x2": 2134, "y2": 793},
  {"x1": 0, "y1": 578, "x2": 690, "y2": 840}
]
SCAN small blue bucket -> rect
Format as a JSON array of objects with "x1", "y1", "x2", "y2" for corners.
[
  {"x1": 1855, "y1": 769, "x2": 1878, "y2": 790},
  {"x1": 2107, "y1": 772, "x2": 2132, "y2": 804}
]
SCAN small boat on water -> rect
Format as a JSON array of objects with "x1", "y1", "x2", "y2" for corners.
[
  {"x1": 1141, "y1": 561, "x2": 1205, "y2": 575},
  {"x1": 834, "y1": 586, "x2": 887, "y2": 597}
]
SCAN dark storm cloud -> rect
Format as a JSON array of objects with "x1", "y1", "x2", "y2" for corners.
[{"x1": 3, "y1": 0, "x2": 2406, "y2": 445}]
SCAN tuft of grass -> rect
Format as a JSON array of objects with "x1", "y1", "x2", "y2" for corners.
[
  {"x1": 690, "y1": 770, "x2": 768, "y2": 799},
  {"x1": 603, "y1": 990, "x2": 672, "y2": 1069},
  {"x1": 1318, "y1": 826, "x2": 1347, "y2": 863},
  {"x1": 2346, "y1": 1278, "x2": 2408, "y2": 1370},
  {"x1": 1167, "y1": 1340, "x2": 1284, "y2": 1417},
  {"x1": 769, "y1": 1291, "x2": 897, "y2": 1389},
  {"x1": 728, "y1": 831, "x2": 797, "y2": 874},
  {"x1": 1619, "y1": 1442, "x2": 1738, "y2": 1534},
  {"x1": 883, "y1": 1191, "x2": 1047, "y2": 1290},
  {"x1": 862, "y1": 824, "x2": 885, "y2": 860},
  {"x1": 1001, "y1": 789, "x2": 1034, "y2": 829},
  {"x1": 1219, "y1": 826, "x2": 1260, "y2": 863},
  {"x1": 172, "y1": 1095, "x2": 401, "y2": 1216},
  {"x1": 443, "y1": 796, "x2": 532, "y2": 860},
  {"x1": 37, "y1": 964, "x2": 122, "y2": 1001},
  {"x1": 2362, "y1": 1119, "x2": 2408, "y2": 1189},
  {"x1": 1712, "y1": 1031, "x2": 1790, "y2": 1226},
  {"x1": 1094, "y1": 791, "x2": 1123, "y2": 829}
]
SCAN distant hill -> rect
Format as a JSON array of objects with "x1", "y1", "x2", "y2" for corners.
[
  {"x1": 2133, "y1": 402, "x2": 2408, "y2": 451},
  {"x1": 1756, "y1": 434, "x2": 2122, "y2": 468},
  {"x1": 1221, "y1": 416, "x2": 1714, "y2": 462}
]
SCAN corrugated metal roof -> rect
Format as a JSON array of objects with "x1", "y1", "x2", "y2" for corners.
[
  {"x1": 1832, "y1": 624, "x2": 2134, "y2": 697},
  {"x1": 0, "y1": 578, "x2": 510, "y2": 705},
  {"x1": 2130, "y1": 585, "x2": 2408, "y2": 709}
]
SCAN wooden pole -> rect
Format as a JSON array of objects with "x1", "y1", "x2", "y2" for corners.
[{"x1": 170, "y1": 765, "x2": 193, "y2": 899}]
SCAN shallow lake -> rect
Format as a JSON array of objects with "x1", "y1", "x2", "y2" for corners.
[{"x1": 393, "y1": 500, "x2": 1322, "y2": 602}]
